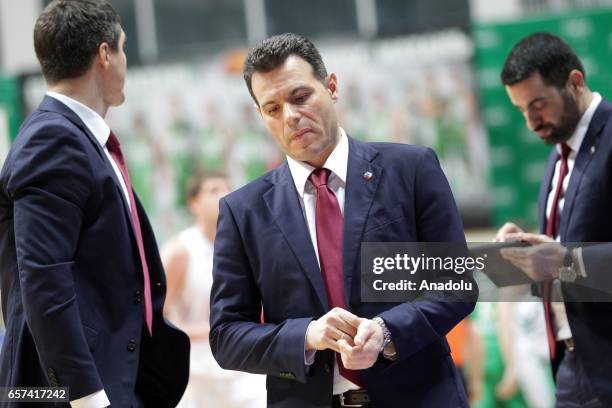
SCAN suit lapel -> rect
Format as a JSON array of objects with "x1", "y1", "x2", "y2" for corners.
[
  {"x1": 38, "y1": 96, "x2": 136, "y2": 241},
  {"x1": 106, "y1": 150, "x2": 138, "y2": 241},
  {"x1": 263, "y1": 164, "x2": 329, "y2": 311},
  {"x1": 342, "y1": 138, "x2": 381, "y2": 306},
  {"x1": 559, "y1": 102, "x2": 608, "y2": 239}
]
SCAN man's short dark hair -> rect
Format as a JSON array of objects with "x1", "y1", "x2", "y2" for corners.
[
  {"x1": 243, "y1": 33, "x2": 328, "y2": 105},
  {"x1": 186, "y1": 169, "x2": 227, "y2": 200},
  {"x1": 34, "y1": 0, "x2": 122, "y2": 84},
  {"x1": 500, "y1": 32, "x2": 585, "y2": 88}
]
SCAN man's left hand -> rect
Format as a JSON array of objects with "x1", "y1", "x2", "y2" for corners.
[
  {"x1": 500, "y1": 233, "x2": 565, "y2": 281},
  {"x1": 337, "y1": 318, "x2": 384, "y2": 370}
]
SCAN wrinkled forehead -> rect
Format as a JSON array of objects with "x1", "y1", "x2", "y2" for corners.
[{"x1": 252, "y1": 55, "x2": 320, "y2": 105}]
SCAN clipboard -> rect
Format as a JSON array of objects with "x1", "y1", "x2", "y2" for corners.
[{"x1": 469, "y1": 241, "x2": 534, "y2": 287}]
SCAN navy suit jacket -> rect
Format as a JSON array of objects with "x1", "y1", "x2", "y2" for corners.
[
  {"x1": 210, "y1": 137, "x2": 476, "y2": 407},
  {"x1": 0, "y1": 96, "x2": 189, "y2": 407},
  {"x1": 537, "y1": 98, "x2": 612, "y2": 406}
]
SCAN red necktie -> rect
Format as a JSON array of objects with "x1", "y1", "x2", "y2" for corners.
[
  {"x1": 107, "y1": 131, "x2": 153, "y2": 336},
  {"x1": 309, "y1": 168, "x2": 363, "y2": 388},
  {"x1": 543, "y1": 142, "x2": 571, "y2": 360}
]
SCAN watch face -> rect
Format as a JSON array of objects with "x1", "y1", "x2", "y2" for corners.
[{"x1": 559, "y1": 266, "x2": 577, "y2": 282}]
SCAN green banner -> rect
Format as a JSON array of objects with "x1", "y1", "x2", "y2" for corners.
[{"x1": 0, "y1": 76, "x2": 22, "y2": 143}]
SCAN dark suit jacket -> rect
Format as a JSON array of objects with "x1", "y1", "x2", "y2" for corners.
[
  {"x1": 537, "y1": 98, "x2": 612, "y2": 406},
  {"x1": 210, "y1": 137, "x2": 476, "y2": 407},
  {"x1": 0, "y1": 96, "x2": 190, "y2": 407}
]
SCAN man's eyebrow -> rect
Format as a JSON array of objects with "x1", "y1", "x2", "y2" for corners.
[
  {"x1": 260, "y1": 86, "x2": 312, "y2": 108},
  {"x1": 261, "y1": 100, "x2": 277, "y2": 109},
  {"x1": 527, "y1": 96, "x2": 547, "y2": 108},
  {"x1": 513, "y1": 96, "x2": 547, "y2": 111},
  {"x1": 289, "y1": 86, "x2": 311, "y2": 97}
]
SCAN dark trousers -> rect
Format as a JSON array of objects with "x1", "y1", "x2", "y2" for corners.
[{"x1": 555, "y1": 349, "x2": 603, "y2": 408}]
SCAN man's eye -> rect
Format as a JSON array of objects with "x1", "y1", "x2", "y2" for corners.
[
  {"x1": 295, "y1": 94, "x2": 309, "y2": 103},
  {"x1": 267, "y1": 106, "x2": 279, "y2": 114}
]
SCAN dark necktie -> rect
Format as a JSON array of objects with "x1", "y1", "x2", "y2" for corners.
[
  {"x1": 543, "y1": 142, "x2": 571, "y2": 360},
  {"x1": 309, "y1": 168, "x2": 363, "y2": 388},
  {"x1": 107, "y1": 131, "x2": 153, "y2": 335}
]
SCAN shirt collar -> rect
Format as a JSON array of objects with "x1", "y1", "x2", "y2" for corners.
[
  {"x1": 287, "y1": 127, "x2": 349, "y2": 197},
  {"x1": 46, "y1": 91, "x2": 111, "y2": 148},
  {"x1": 560, "y1": 92, "x2": 602, "y2": 155}
]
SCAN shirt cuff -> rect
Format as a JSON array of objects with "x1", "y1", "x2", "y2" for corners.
[
  {"x1": 304, "y1": 321, "x2": 316, "y2": 366},
  {"x1": 573, "y1": 247, "x2": 587, "y2": 278},
  {"x1": 71, "y1": 390, "x2": 110, "y2": 408}
]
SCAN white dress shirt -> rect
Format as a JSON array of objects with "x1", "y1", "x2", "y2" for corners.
[
  {"x1": 46, "y1": 91, "x2": 124, "y2": 408},
  {"x1": 546, "y1": 92, "x2": 602, "y2": 341},
  {"x1": 287, "y1": 128, "x2": 360, "y2": 395}
]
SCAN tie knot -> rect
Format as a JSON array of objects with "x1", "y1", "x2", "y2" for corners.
[
  {"x1": 106, "y1": 131, "x2": 121, "y2": 154},
  {"x1": 309, "y1": 168, "x2": 331, "y2": 188},
  {"x1": 560, "y1": 142, "x2": 571, "y2": 160}
]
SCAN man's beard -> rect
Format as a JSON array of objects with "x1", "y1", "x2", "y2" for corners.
[{"x1": 537, "y1": 90, "x2": 582, "y2": 145}]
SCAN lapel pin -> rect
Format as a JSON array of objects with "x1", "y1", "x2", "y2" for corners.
[
  {"x1": 363, "y1": 171, "x2": 373, "y2": 181},
  {"x1": 590, "y1": 145, "x2": 596, "y2": 154}
]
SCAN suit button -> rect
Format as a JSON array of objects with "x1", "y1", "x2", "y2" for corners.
[
  {"x1": 323, "y1": 363, "x2": 331, "y2": 374},
  {"x1": 127, "y1": 340, "x2": 137, "y2": 352},
  {"x1": 135, "y1": 290, "x2": 142, "y2": 304}
]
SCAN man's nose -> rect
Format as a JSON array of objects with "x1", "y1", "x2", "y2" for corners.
[
  {"x1": 526, "y1": 109, "x2": 540, "y2": 130},
  {"x1": 284, "y1": 104, "x2": 300, "y2": 126}
]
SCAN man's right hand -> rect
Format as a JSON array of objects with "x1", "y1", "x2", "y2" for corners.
[
  {"x1": 305, "y1": 307, "x2": 361, "y2": 353},
  {"x1": 495, "y1": 222, "x2": 524, "y2": 242}
]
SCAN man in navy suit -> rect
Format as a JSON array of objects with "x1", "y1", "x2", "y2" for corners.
[
  {"x1": 209, "y1": 33, "x2": 476, "y2": 407},
  {"x1": 0, "y1": 1, "x2": 189, "y2": 407},
  {"x1": 496, "y1": 33, "x2": 612, "y2": 407}
]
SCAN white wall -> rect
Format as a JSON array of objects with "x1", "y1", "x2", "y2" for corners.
[
  {"x1": 469, "y1": 0, "x2": 522, "y2": 23},
  {"x1": 0, "y1": 0, "x2": 41, "y2": 74}
]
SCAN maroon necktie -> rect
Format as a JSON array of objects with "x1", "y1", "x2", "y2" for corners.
[
  {"x1": 309, "y1": 168, "x2": 363, "y2": 387},
  {"x1": 543, "y1": 142, "x2": 571, "y2": 360},
  {"x1": 107, "y1": 131, "x2": 153, "y2": 336}
]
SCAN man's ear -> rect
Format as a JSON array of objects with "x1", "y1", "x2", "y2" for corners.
[
  {"x1": 567, "y1": 69, "x2": 585, "y2": 92},
  {"x1": 97, "y1": 42, "x2": 110, "y2": 67},
  {"x1": 326, "y1": 73, "x2": 338, "y2": 102},
  {"x1": 187, "y1": 196, "x2": 197, "y2": 216}
]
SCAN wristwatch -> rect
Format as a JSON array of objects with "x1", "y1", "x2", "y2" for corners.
[
  {"x1": 372, "y1": 316, "x2": 396, "y2": 359},
  {"x1": 558, "y1": 247, "x2": 577, "y2": 283}
]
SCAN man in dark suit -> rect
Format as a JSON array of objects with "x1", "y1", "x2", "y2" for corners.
[
  {"x1": 209, "y1": 33, "x2": 476, "y2": 407},
  {"x1": 0, "y1": 1, "x2": 189, "y2": 407},
  {"x1": 495, "y1": 32, "x2": 612, "y2": 407}
]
